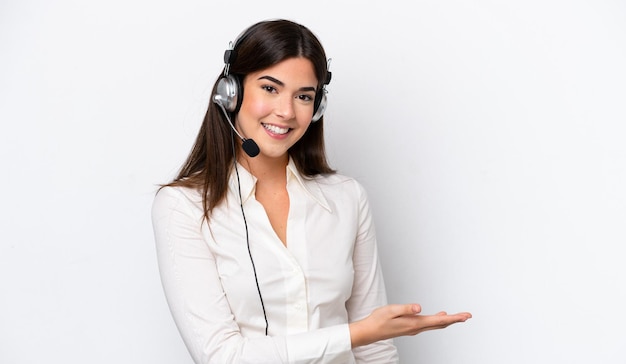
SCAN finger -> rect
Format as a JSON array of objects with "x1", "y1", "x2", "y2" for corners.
[
  {"x1": 436, "y1": 311, "x2": 472, "y2": 319},
  {"x1": 388, "y1": 303, "x2": 422, "y2": 317},
  {"x1": 420, "y1": 315, "x2": 468, "y2": 331},
  {"x1": 449, "y1": 312, "x2": 472, "y2": 320},
  {"x1": 410, "y1": 304, "x2": 422, "y2": 315}
]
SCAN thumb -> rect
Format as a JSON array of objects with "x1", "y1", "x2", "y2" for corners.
[{"x1": 388, "y1": 303, "x2": 422, "y2": 317}]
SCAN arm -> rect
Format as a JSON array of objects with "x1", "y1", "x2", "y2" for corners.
[{"x1": 151, "y1": 186, "x2": 354, "y2": 364}]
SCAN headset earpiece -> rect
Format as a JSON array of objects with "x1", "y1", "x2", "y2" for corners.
[
  {"x1": 213, "y1": 74, "x2": 241, "y2": 113},
  {"x1": 311, "y1": 69, "x2": 332, "y2": 123},
  {"x1": 212, "y1": 47, "x2": 243, "y2": 113},
  {"x1": 311, "y1": 90, "x2": 327, "y2": 123}
]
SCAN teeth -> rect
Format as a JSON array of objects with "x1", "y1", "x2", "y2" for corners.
[{"x1": 263, "y1": 123, "x2": 289, "y2": 135}]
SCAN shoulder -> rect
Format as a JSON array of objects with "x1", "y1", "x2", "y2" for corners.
[
  {"x1": 314, "y1": 172, "x2": 365, "y2": 189},
  {"x1": 151, "y1": 185, "x2": 204, "y2": 220},
  {"x1": 310, "y1": 172, "x2": 369, "y2": 202}
]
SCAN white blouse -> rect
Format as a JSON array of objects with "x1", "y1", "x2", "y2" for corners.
[{"x1": 152, "y1": 158, "x2": 399, "y2": 363}]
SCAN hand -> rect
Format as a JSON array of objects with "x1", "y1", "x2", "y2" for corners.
[{"x1": 349, "y1": 304, "x2": 472, "y2": 348}]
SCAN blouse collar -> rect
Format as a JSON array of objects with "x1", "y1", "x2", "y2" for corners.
[{"x1": 230, "y1": 157, "x2": 332, "y2": 212}]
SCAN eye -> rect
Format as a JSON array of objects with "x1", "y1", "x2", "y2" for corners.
[
  {"x1": 262, "y1": 85, "x2": 277, "y2": 93},
  {"x1": 297, "y1": 94, "x2": 314, "y2": 102}
]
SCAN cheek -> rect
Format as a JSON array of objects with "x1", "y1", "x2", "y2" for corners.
[
  {"x1": 295, "y1": 104, "x2": 315, "y2": 122},
  {"x1": 242, "y1": 95, "x2": 272, "y2": 116}
]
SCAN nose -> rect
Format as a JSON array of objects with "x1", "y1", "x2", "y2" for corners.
[{"x1": 274, "y1": 95, "x2": 295, "y2": 119}]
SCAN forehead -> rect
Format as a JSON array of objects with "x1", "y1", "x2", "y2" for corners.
[{"x1": 247, "y1": 57, "x2": 318, "y2": 86}]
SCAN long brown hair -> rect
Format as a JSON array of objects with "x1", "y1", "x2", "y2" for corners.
[{"x1": 163, "y1": 19, "x2": 335, "y2": 220}]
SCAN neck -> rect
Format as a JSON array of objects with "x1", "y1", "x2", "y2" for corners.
[{"x1": 238, "y1": 152, "x2": 289, "y2": 182}]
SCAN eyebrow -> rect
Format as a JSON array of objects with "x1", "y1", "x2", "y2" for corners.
[{"x1": 258, "y1": 75, "x2": 316, "y2": 92}]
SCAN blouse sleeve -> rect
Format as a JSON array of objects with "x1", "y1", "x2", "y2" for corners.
[
  {"x1": 151, "y1": 186, "x2": 355, "y2": 364},
  {"x1": 346, "y1": 181, "x2": 400, "y2": 363}
]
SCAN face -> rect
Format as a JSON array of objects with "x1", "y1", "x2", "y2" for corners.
[{"x1": 235, "y1": 57, "x2": 319, "y2": 161}]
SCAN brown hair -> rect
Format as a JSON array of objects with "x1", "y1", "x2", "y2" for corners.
[{"x1": 163, "y1": 19, "x2": 335, "y2": 220}]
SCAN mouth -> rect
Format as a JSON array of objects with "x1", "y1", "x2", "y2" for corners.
[{"x1": 262, "y1": 123, "x2": 291, "y2": 135}]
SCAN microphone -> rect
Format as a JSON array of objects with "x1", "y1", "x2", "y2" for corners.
[{"x1": 213, "y1": 97, "x2": 260, "y2": 158}]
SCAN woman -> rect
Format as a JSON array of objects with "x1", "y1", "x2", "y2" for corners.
[{"x1": 152, "y1": 19, "x2": 471, "y2": 363}]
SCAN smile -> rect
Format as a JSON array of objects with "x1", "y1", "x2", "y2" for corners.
[{"x1": 262, "y1": 123, "x2": 290, "y2": 135}]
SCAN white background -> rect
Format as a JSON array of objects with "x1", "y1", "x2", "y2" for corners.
[{"x1": 1, "y1": 0, "x2": 625, "y2": 363}]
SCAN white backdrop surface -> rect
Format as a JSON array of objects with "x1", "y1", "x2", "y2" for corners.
[{"x1": 1, "y1": 0, "x2": 625, "y2": 363}]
